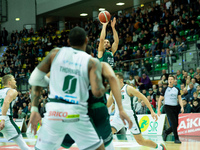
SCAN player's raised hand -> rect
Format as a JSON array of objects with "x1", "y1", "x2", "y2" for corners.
[
  {"x1": 100, "y1": 21, "x2": 109, "y2": 27},
  {"x1": 119, "y1": 110, "x2": 133, "y2": 129},
  {"x1": 0, "y1": 120, "x2": 5, "y2": 130},
  {"x1": 28, "y1": 111, "x2": 42, "y2": 135},
  {"x1": 151, "y1": 112, "x2": 158, "y2": 122},
  {"x1": 111, "y1": 17, "x2": 116, "y2": 28}
]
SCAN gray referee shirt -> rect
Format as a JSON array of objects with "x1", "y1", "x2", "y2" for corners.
[{"x1": 161, "y1": 86, "x2": 180, "y2": 106}]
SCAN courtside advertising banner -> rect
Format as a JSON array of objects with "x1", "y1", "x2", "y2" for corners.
[
  {"x1": 136, "y1": 114, "x2": 166, "y2": 135},
  {"x1": 110, "y1": 114, "x2": 166, "y2": 135},
  {"x1": 178, "y1": 113, "x2": 200, "y2": 136}
]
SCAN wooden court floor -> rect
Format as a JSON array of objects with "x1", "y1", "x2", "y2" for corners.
[{"x1": 0, "y1": 134, "x2": 200, "y2": 150}]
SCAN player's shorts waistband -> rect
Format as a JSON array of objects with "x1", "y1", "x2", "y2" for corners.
[
  {"x1": 48, "y1": 98, "x2": 74, "y2": 104},
  {"x1": 89, "y1": 102, "x2": 105, "y2": 109}
]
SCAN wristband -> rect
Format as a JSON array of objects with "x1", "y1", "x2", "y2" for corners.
[
  {"x1": 31, "y1": 106, "x2": 39, "y2": 113},
  {"x1": 1, "y1": 115, "x2": 7, "y2": 120}
]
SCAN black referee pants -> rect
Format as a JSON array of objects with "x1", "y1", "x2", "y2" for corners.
[{"x1": 164, "y1": 105, "x2": 180, "y2": 140}]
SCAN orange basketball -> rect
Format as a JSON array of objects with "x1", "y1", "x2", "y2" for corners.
[{"x1": 98, "y1": 11, "x2": 111, "y2": 23}]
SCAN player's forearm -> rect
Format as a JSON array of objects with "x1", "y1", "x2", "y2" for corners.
[
  {"x1": 112, "y1": 27, "x2": 119, "y2": 44},
  {"x1": 100, "y1": 24, "x2": 107, "y2": 41},
  {"x1": 143, "y1": 98, "x2": 154, "y2": 113},
  {"x1": 109, "y1": 77, "x2": 123, "y2": 111},
  {"x1": 137, "y1": 93, "x2": 154, "y2": 113},
  {"x1": 31, "y1": 86, "x2": 42, "y2": 107}
]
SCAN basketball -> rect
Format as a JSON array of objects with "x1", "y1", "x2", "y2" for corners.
[{"x1": 98, "y1": 11, "x2": 111, "y2": 23}]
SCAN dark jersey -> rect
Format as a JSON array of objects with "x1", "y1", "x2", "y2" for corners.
[
  {"x1": 161, "y1": 86, "x2": 180, "y2": 106},
  {"x1": 88, "y1": 90, "x2": 107, "y2": 106},
  {"x1": 98, "y1": 50, "x2": 114, "y2": 67}
]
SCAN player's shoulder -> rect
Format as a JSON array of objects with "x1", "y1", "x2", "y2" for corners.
[
  {"x1": 7, "y1": 88, "x2": 18, "y2": 96},
  {"x1": 126, "y1": 84, "x2": 136, "y2": 92},
  {"x1": 88, "y1": 57, "x2": 101, "y2": 68}
]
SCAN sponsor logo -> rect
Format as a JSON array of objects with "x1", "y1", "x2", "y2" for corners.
[
  {"x1": 48, "y1": 111, "x2": 68, "y2": 117},
  {"x1": 139, "y1": 116, "x2": 149, "y2": 132},
  {"x1": 178, "y1": 118, "x2": 200, "y2": 130}
]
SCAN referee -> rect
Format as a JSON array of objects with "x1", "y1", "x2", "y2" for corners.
[{"x1": 157, "y1": 75, "x2": 184, "y2": 144}]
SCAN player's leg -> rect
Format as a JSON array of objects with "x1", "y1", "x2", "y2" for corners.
[
  {"x1": 1, "y1": 116, "x2": 30, "y2": 150},
  {"x1": 12, "y1": 134, "x2": 31, "y2": 150},
  {"x1": 89, "y1": 105, "x2": 114, "y2": 150},
  {"x1": 130, "y1": 114, "x2": 166, "y2": 150},
  {"x1": 68, "y1": 118, "x2": 104, "y2": 150},
  {"x1": 35, "y1": 117, "x2": 66, "y2": 150},
  {"x1": 133, "y1": 134, "x2": 166, "y2": 150},
  {"x1": 110, "y1": 116, "x2": 124, "y2": 134}
]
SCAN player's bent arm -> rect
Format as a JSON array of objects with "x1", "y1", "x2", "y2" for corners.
[
  {"x1": 101, "y1": 62, "x2": 123, "y2": 111},
  {"x1": 107, "y1": 92, "x2": 114, "y2": 108},
  {"x1": 127, "y1": 86, "x2": 154, "y2": 113},
  {"x1": 31, "y1": 86, "x2": 42, "y2": 108},
  {"x1": 157, "y1": 96, "x2": 164, "y2": 112},
  {"x1": 178, "y1": 95, "x2": 184, "y2": 109},
  {"x1": 29, "y1": 48, "x2": 59, "y2": 87},
  {"x1": 89, "y1": 58, "x2": 105, "y2": 98},
  {"x1": 2, "y1": 89, "x2": 18, "y2": 117},
  {"x1": 98, "y1": 23, "x2": 108, "y2": 58}
]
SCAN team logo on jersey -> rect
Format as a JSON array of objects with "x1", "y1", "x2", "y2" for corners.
[
  {"x1": 139, "y1": 116, "x2": 150, "y2": 132},
  {"x1": 62, "y1": 75, "x2": 77, "y2": 94}
]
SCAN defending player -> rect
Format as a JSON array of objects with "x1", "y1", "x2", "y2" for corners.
[
  {"x1": 0, "y1": 74, "x2": 30, "y2": 150},
  {"x1": 98, "y1": 17, "x2": 119, "y2": 67},
  {"x1": 107, "y1": 72, "x2": 167, "y2": 150},
  {"x1": 29, "y1": 27, "x2": 106, "y2": 150},
  {"x1": 41, "y1": 46, "x2": 131, "y2": 150}
]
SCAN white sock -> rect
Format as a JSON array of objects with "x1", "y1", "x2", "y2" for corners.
[
  {"x1": 156, "y1": 144, "x2": 163, "y2": 150},
  {"x1": 12, "y1": 134, "x2": 31, "y2": 150},
  {"x1": 105, "y1": 141, "x2": 114, "y2": 150}
]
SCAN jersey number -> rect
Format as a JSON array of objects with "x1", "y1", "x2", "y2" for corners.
[{"x1": 62, "y1": 75, "x2": 77, "y2": 94}]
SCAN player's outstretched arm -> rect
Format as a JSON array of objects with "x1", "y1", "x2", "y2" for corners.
[
  {"x1": 28, "y1": 48, "x2": 59, "y2": 135},
  {"x1": 89, "y1": 58, "x2": 105, "y2": 98},
  {"x1": 98, "y1": 22, "x2": 108, "y2": 58},
  {"x1": 101, "y1": 62, "x2": 123, "y2": 111},
  {"x1": 102, "y1": 62, "x2": 132, "y2": 129},
  {"x1": 0, "y1": 89, "x2": 18, "y2": 130},
  {"x1": 29, "y1": 48, "x2": 59, "y2": 87},
  {"x1": 111, "y1": 17, "x2": 119, "y2": 55},
  {"x1": 127, "y1": 86, "x2": 158, "y2": 121}
]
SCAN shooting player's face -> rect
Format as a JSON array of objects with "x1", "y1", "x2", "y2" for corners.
[{"x1": 104, "y1": 40, "x2": 110, "y2": 49}]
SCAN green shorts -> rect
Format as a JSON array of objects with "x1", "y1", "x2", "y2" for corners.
[{"x1": 61, "y1": 102, "x2": 113, "y2": 148}]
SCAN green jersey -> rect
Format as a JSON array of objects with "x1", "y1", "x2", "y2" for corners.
[
  {"x1": 98, "y1": 50, "x2": 114, "y2": 67},
  {"x1": 88, "y1": 90, "x2": 107, "y2": 106}
]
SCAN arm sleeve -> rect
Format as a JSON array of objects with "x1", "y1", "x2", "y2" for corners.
[{"x1": 175, "y1": 87, "x2": 181, "y2": 96}]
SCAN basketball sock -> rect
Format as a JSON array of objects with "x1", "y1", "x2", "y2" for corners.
[
  {"x1": 12, "y1": 134, "x2": 31, "y2": 150},
  {"x1": 156, "y1": 144, "x2": 164, "y2": 150}
]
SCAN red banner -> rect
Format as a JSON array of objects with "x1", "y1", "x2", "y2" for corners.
[{"x1": 178, "y1": 113, "x2": 200, "y2": 136}]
